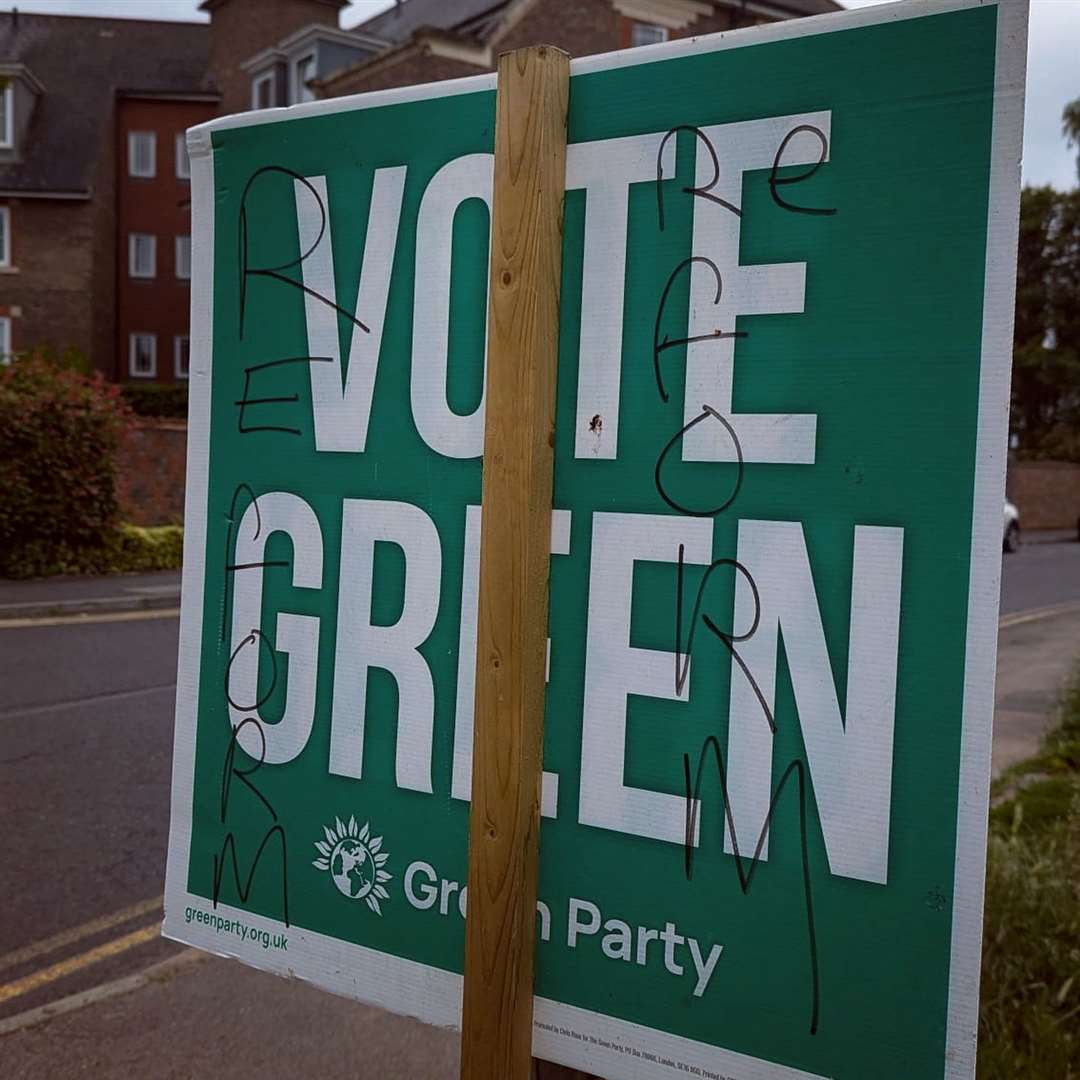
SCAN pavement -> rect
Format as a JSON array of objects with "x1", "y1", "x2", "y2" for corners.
[
  {"x1": 0, "y1": 954, "x2": 459, "y2": 1079},
  {"x1": 0, "y1": 570, "x2": 180, "y2": 621},
  {"x1": 0, "y1": 535, "x2": 1077, "y2": 1079},
  {"x1": 992, "y1": 601, "x2": 1080, "y2": 774}
]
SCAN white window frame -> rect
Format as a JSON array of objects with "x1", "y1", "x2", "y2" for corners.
[
  {"x1": 293, "y1": 53, "x2": 316, "y2": 104},
  {"x1": 174, "y1": 334, "x2": 190, "y2": 380},
  {"x1": 0, "y1": 84, "x2": 12, "y2": 149},
  {"x1": 0, "y1": 316, "x2": 11, "y2": 363},
  {"x1": 251, "y1": 70, "x2": 276, "y2": 110},
  {"x1": 129, "y1": 233, "x2": 156, "y2": 279},
  {"x1": 631, "y1": 21, "x2": 669, "y2": 47},
  {"x1": 127, "y1": 131, "x2": 156, "y2": 178},
  {"x1": 175, "y1": 133, "x2": 190, "y2": 180},
  {"x1": 0, "y1": 206, "x2": 10, "y2": 268},
  {"x1": 129, "y1": 333, "x2": 157, "y2": 379},
  {"x1": 175, "y1": 235, "x2": 191, "y2": 281}
]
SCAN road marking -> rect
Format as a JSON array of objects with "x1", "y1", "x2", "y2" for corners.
[
  {"x1": 0, "y1": 608, "x2": 180, "y2": 631},
  {"x1": 0, "y1": 923, "x2": 161, "y2": 1006},
  {"x1": 0, "y1": 949, "x2": 204, "y2": 1038},
  {"x1": 0, "y1": 684, "x2": 176, "y2": 722},
  {"x1": 0, "y1": 897, "x2": 162, "y2": 975},
  {"x1": 999, "y1": 600, "x2": 1080, "y2": 630}
]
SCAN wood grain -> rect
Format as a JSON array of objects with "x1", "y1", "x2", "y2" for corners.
[{"x1": 458, "y1": 43, "x2": 571, "y2": 1080}]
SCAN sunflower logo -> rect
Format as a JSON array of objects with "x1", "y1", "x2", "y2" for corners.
[{"x1": 312, "y1": 816, "x2": 392, "y2": 914}]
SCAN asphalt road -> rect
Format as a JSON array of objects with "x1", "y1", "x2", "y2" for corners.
[
  {"x1": 0, "y1": 615, "x2": 181, "y2": 1018},
  {"x1": 0, "y1": 538, "x2": 1077, "y2": 1076},
  {"x1": 999, "y1": 531, "x2": 1080, "y2": 614}
]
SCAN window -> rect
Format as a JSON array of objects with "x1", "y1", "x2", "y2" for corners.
[
  {"x1": 294, "y1": 53, "x2": 316, "y2": 104},
  {"x1": 129, "y1": 333, "x2": 157, "y2": 378},
  {"x1": 175, "y1": 335, "x2": 190, "y2": 379},
  {"x1": 631, "y1": 22, "x2": 668, "y2": 47},
  {"x1": 251, "y1": 70, "x2": 276, "y2": 110},
  {"x1": 129, "y1": 233, "x2": 156, "y2": 278},
  {"x1": 0, "y1": 316, "x2": 11, "y2": 363},
  {"x1": 0, "y1": 206, "x2": 9, "y2": 268},
  {"x1": 128, "y1": 131, "x2": 156, "y2": 178},
  {"x1": 0, "y1": 84, "x2": 12, "y2": 149},
  {"x1": 175, "y1": 133, "x2": 191, "y2": 180},
  {"x1": 175, "y1": 235, "x2": 191, "y2": 280}
]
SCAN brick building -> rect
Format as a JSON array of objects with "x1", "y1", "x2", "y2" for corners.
[
  {"x1": 0, "y1": 13, "x2": 212, "y2": 376},
  {"x1": 116, "y1": 92, "x2": 218, "y2": 382},
  {"x1": 0, "y1": 1, "x2": 368, "y2": 382},
  {"x1": 314, "y1": 0, "x2": 841, "y2": 99},
  {"x1": 0, "y1": 0, "x2": 837, "y2": 383}
]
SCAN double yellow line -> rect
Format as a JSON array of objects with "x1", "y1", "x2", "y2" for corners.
[{"x1": 0, "y1": 896, "x2": 163, "y2": 1008}]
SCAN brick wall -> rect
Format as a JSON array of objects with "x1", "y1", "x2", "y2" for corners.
[
  {"x1": 321, "y1": 0, "x2": 747, "y2": 97},
  {"x1": 116, "y1": 420, "x2": 188, "y2": 525},
  {"x1": 0, "y1": 196, "x2": 97, "y2": 365},
  {"x1": 322, "y1": 45, "x2": 480, "y2": 96},
  {"x1": 1006, "y1": 460, "x2": 1080, "y2": 532},
  {"x1": 208, "y1": 0, "x2": 344, "y2": 115},
  {"x1": 497, "y1": 1, "x2": 739, "y2": 57},
  {"x1": 499, "y1": 0, "x2": 622, "y2": 57}
]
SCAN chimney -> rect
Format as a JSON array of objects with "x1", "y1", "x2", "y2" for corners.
[{"x1": 201, "y1": 0, "x2": 348, "y2": 116}]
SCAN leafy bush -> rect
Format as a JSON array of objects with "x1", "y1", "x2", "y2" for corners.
[
  {"x1": 0, "y1": 354, "x2": 134, "y2": 565},
  {"x1": 121, "y1": 382, "x2": 189, "y2": 420},
  {"x1": 1, "y1": 524, "x2": 184, "y2": 579}
]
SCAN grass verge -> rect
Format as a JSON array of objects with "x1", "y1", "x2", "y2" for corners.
[{"x1": 979, "y1": 671, "x2": 1080, "y2": 1077}]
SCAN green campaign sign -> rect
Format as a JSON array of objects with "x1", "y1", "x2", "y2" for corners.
[{"x1": 164, "y1": 1, "x2": 1028, "y2": 1075}]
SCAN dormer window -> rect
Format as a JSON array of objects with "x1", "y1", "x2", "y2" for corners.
[
  {"x1": 0, "y1": 84, "x2": 12, "y2": 148},
  {"x1": 294, "y1": 53, "x2": 316, "y2": 104},
  {"x1": 0, "y1": 65, "x2": 45, "y2": 155},
  {"x1": 251, "y1": 70, "x2": 276, "y2": 110}
]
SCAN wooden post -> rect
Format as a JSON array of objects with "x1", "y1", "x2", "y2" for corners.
[{"x1": 459, "y1": 44, "x2": 570, "y2": 1080}]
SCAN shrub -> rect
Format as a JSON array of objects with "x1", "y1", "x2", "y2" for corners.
[
  {"x1": 0, "y1": 524, "x2": 183, "y2": 579},
  {"x1": 0, "y1": 354, "x2": 134, "y2": 565},
  {"x1": 121, "y1": 382, "x2": 189, "y2": 420}
]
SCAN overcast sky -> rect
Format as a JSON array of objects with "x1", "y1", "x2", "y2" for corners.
[{"x1": 10, "y1": 0, "x2": 1078, "y2": 188}]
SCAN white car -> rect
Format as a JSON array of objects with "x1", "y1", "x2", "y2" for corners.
[{"x1": 1003, "y1": 500, "x2": 1020, "y2": 553}]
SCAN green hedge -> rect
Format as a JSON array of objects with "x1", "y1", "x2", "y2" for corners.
[
  {"x1": 0, "y1": 356, "x2": 186, "y2": 579},
  {"x1": 121, "y1": 382, "x2": 189, "y2": 420},
  {"x1": 0, "y1": 355, "x2": 133, "y2": 556},
  {"x1": 0, "y1": 524, "x2": 184, "y2": 579}
]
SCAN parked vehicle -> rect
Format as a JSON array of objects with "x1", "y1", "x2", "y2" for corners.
[{"x1": 1004, "y1": 500, "x2": 1021, "y2": 553}]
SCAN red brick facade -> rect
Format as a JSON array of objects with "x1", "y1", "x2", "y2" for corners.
[
  {"x1": 1007, "y1": 461, "x2": 1080, "y2": 532},
  {"x1": 116, "y1": 420, "x2": 189, "y2": 525},
  {"x1": 115, "y1": 96, "x2": 216, "y2": 384}
]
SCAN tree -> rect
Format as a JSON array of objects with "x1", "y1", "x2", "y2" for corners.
[
  {"x1": 1065, "y1": 96, "x2": 1080, "y2": 182},
  {"x1": 1011, "y1": 185, "x2": 1080, "y2": 459}
]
